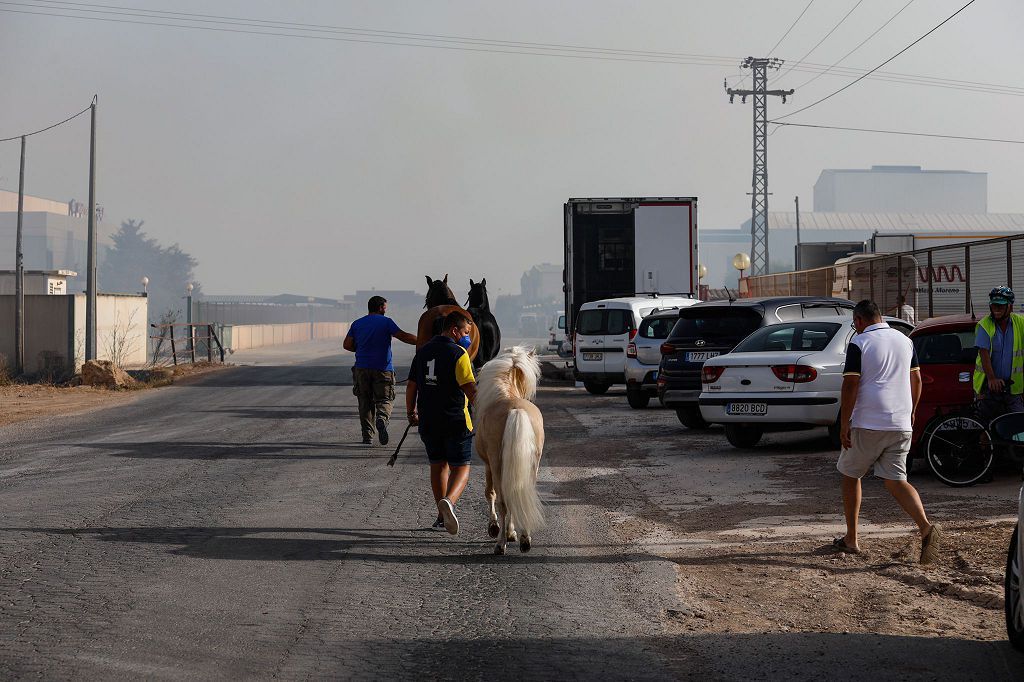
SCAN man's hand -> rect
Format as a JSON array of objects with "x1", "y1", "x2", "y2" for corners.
[
  {"x1": 840, "y1": 422, "x2": 852, "y2": 450},
  {"x1": 988, "y1": 377, "x2": 1006, "y2": 393},
  {"x1": 407, "y1": 411, "x2": 418, "y2": 426}
]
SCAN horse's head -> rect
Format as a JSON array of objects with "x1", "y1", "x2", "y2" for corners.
[
  {"x1": 424, "y1": 274, "x2": 457, "y2": 309},
  {"x1": 467, "y1": 278, "x2": 489, "y2": 309}
]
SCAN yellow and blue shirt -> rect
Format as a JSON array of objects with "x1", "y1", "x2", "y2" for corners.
[{"x1": 410, "y1": 336, "x2": 476, "y2": 436}]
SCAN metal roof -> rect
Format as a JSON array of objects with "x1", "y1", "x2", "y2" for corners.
[{"x1": 767, "y1": 212, "x2": 1024, "y2": 232}]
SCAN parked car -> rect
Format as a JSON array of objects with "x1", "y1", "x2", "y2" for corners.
[
  {"x1": 908, "y1": 315, "x2": 979, "y2": 459},
  {"x1": 697, "y1": 315, "x2": 913, "y2": 448},
  {"x1": 624, "y1": 308, "x2": 682, "y2": 409},
  {"x1": 548, "y1": 310, "x2": 569, "y2": 356},
  {"x1": 658, "y1": 297, "x2": 856, "y2": 428},
  {"x1": 574, "y1": 295, "x2": 698, "y2": 394}
]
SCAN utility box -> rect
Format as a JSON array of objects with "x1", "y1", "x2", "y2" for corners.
[{"x1": 0, "y1": 269, "x2": 76, "y2": 296}]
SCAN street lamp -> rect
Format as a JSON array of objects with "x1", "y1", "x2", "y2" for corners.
[
  {"x1": 186, "y1": 282, "x2": 194, "y2": 354},
  {"x1": 732, "y1": 253, "x2": 751, "y2": 280},
  {"x1": 698, "y1": 263, "x2": 708, "y2": 280},
  {"x1": 141, "y1": 276, "x2": 149, "y2": 294}
]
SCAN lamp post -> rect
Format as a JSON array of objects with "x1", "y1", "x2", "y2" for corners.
[
  {"x1": 697, "y1": 263, "x2": 708, "y2": 301},
  {"x1": 307, "y1": 296, "x2": 315, "y2": 340},
  {"x1": 733, "y1": 252, "x2": 751, "y2": 281},
  {"x1": 141, "y1": 276, "x2": 149, "y2": 294},
  {"x1": 186, "y1": 282, "x2": 194, "y2": 356}
]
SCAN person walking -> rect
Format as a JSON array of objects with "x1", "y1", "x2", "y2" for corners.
[
  {"x1": 405, "y1": 311, "x2": 477, "y2": 534},
  {"x1": 974, "y1": 286, "x2": 1024, "y2": 413},
  {"x1": 836, "y1": 299, "x2": 941, "y2": 563},
  {"x1": 343, "y1": 295, "x2": 417, "y2": 445}
]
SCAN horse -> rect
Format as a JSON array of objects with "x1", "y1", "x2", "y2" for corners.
[
  {"x1": 474, "y1": 346, "x2": 545, "y2": 555},
  {"x1": 416, "y1": 274, "x2": 481, "y2": 360},
  {"x1": 466, "y1": 278, "x2": 501, "y2": 370}
]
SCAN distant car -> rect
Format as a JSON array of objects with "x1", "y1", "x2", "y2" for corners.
[
  {"x1": 698, "y1": 315, "x2": 913, "y2": 449},
  {"x1": 909, "y1": 315, "x2": 979, "y2": 458},
  {"x1": 624, "y1": 308, "x2": 681, "y2": 409},
  {"x1": 574, "y1": 295, "x2": 698, "y2": 394},
  {"x1": 658, "y1": 296, "x2": 856, "y2": 429},
  {"x1": 548, "y1": 310, "x2": 569, "y2": 356}
]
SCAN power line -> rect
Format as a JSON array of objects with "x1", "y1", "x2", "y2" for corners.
[
  {"x1": 770, "y1": 120, "x2": 1024, "y2": 144},
  {"x1": 792, "y1": 0, "x2": 917, "y2": 92},
  {"x1": 0, "y1": 97, "x2": 95, "y2": 143},
  {"x1": 767, "y1": 0, "x2": 816, "y2": 57},
  {"x1": 771, "y1": 0, "x2": 978, "y2": 122},
  {"x1": 771, "y1": 0, "x2": 865, "y2": 84}
]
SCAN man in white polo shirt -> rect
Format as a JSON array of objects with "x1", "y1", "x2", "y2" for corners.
[{"x1": 835, "y1": 300, "x2": 941, "y2": 563}]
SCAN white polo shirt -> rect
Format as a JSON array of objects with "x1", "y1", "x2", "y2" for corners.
[{"x1": 842, "y1": 322, "x2": 920, "y2": 432}]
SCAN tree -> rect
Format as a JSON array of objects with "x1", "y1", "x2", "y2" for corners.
[{"x1": 101, "y1": 219, "x2": 202, "y2": 324}]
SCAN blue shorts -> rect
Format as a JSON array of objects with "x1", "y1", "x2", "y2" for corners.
[{"x1": 420, "y1": 430, "x2": 474, "y2": 466}]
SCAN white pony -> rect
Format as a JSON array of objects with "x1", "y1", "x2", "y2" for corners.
[{"x1": 474, "y1": 346, "x2": 545, "y2": 555}]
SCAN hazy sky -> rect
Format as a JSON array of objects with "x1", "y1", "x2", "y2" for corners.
[{"x1": 1, "y1": 0, "x2": 1021, "y2": 298}]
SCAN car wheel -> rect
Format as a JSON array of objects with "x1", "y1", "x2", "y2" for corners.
[
  {"x1": 1006, "y1": 524, "x2": 1024, "y2": 651},
  {"x1": 626, "y1": 388, "x2": 650, "y2": 409},
  {"x1": 725, "y1": 424, "x2": 763, "y2": 449},
  {"x1": 676, "y1": 407, "x2": 709, "y2": 430},
  {"x1": 583, "y1": 380, "x2": 609, "y2": 395}
]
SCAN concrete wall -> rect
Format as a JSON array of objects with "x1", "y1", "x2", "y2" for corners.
[
  {"x1": 0, "y1": 293, "x2": 147, "y2": 375},
  {"x1": 220, "y1": 322, "x2": 348, "y2": 351}
]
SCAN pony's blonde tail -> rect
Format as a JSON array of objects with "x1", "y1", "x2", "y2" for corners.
[{"x1": 500, "y1": 409, "x2": 545, "y2": 533}]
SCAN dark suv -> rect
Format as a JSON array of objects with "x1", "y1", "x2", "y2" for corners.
[{"x1": 657, "y1": 296, "x2": 856, "y2": 428}]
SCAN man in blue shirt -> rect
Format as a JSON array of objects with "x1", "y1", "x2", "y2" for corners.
[{"x1": 344, "y1": 296, "x2": 418, "y2": 445}]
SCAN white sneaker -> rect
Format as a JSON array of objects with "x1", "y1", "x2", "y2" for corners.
[{"x1": 437, "y1": 498, "x2": 459, "y2": 535}]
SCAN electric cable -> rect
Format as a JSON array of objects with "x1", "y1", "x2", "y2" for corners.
[
  {"x1": 770, "y1": 121, "x2": 1024, "y2": 144},
  {"x1": 767, "y1": 0, "x2": 816, "y2": 57},
  {"x1": 771, "y1": 0, "x2": 978, "y2": 122},
  {"x1": 0, "y1": 97, "x2": 94, "y2": 143},
  {"x1": 771, "y1": 0, "x2": 865, "y2": 84}
]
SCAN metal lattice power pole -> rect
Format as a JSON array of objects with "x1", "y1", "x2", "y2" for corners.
[{"x1": 726, "y1": 58, "x2": 793, "y2": 276}]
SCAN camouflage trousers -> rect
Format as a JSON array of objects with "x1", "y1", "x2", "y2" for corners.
[{"x1": 352, "y1": 368, "x2": 396, "y2": 440}]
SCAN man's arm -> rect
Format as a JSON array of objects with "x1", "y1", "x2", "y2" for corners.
[
  {"x1": 406, "y1": 379, "x2": 418, "y2": 424},
  {"x1": 343, "y1": 333, "x2": 356, "y2": 353},
  {"x1": 394, "y1": 330, "x2": 418, "y2": 345},
  {"x1": 461, "y1": 382, "x2": 478, "y2": 406},
  {"x1": 840, "y1": 375, "x2": 860, "y2": 449},
  {"x1": 979, "y1": 348, "x2": 1002, "y2": 393},
  {"x1": 910, "y1": 370, "x2": 922, "y2": 425}
]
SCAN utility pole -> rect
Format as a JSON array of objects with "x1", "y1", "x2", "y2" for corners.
[
  {"x1": 725, "y1": 58, "x2": 793, "y2": 277},
  {"x1": 85, "y1": 96, "x2": 97, "y2": 362},
  {"x1": 14, "y1": 136, "x2": 25, "y2": 376},
  {"x1": 795, "y1": 195, "x2": 801, "y2": 271}
]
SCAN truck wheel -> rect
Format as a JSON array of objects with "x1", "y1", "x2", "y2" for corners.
[
  {"x1": 583, "y1": 381, "x2": 609, "y2": 395},
  {"x1": 676, "y1": 407, "x2": 709, "y2": 430},
  {"x1": 725, "y1": 424, "x2": 763, "y2": 449},
  {"x1": 626, "y1": 388, "x2": 650, "y2": 409}
]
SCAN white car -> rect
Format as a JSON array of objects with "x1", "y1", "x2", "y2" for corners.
[
  {"x1": 547, "y1": 310, "x2": 568, "y2": 356},
  {"x1": 624, "y1": 308, "x2": 681, "y2": 409},
  {"x1": 698, "y1": 315, "x2": 913, "y2": 449},
  {"x1": 574, "y1": 295, "x2": 698, "y2": 394}
]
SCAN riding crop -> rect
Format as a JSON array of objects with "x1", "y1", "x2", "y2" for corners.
[{"x1": 387, "y1": 423, "x2": 414, "y2": 467}]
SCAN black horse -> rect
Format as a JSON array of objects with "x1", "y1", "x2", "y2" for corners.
[
  {"x1": 467, "y1": 278, "x2": 501, "y2": 370},
  {"x1": 424, "y1": 274, "x2": 458, "y2": 308}
]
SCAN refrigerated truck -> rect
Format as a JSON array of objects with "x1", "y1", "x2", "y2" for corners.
[{"x1": 563, "y1": 197, "x2": 699, "y2": 337}]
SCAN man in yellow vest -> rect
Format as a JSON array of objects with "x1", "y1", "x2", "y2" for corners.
[{"x1": 974, "y1": 286, "x2": 1024, "y2": 413}]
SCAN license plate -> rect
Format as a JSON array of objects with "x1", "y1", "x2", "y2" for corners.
[
  {"x1": 582, "y1": 352, "x2": 602, "y2": 361},
  {"x1": 726, "y1": 402, "x2": 767, "y2": 416},
  {"x1": 686, "y1": 351, "x2": 720, "y2": 362}
]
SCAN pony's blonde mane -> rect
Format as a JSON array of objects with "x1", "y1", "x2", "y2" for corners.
[{"x1": 475, "y1": 345, "x2": 540, "y2": 414}]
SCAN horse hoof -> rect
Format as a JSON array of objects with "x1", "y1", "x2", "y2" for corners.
[
  {"x1": 494, "y1": 544, "x2": 506, "y2": 555},
  {"x1": 507, "y1": 530, "x2": 518, "y2": 543},
  {"x1": 488, "y1": 522, "x2": 500, "y2": 538},
  {"x1": 519, "y1": 537, "x2": 532, "y2": 553}
]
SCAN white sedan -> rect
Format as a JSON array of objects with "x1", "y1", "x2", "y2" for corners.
[{"x1": 698, "y1": 315, "x2": 913, "y2": 449}]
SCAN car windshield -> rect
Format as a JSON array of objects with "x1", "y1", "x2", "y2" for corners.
[
  {"x1": 671, "y1": 308, "x2": 762, "y2": 341},
  {"x1": 732, "y1": 322, "x2": 842, "y2": 353},
  {"x1": 639, "y1": 316, "x2": 676, "y2": 340},
  {"x1": 913, "y1": 330, "x2": 978, "y2": 365},
  {"x1": 557, "y1": 315, "x2": 566, "y2": 330}
]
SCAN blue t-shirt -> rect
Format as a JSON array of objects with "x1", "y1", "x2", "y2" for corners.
[
  {"x1": 976, "y1": 321, "x2": 1014, "y2": 381},
  {"x1": 349, "y1": 314, "x2": 401, "y2": 371}
]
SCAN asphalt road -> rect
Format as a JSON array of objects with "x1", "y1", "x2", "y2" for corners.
[{"x1": 1, "y1": 340, "x2": 1021, "y2": 680}]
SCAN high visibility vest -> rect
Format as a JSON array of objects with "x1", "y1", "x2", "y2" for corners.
[{"x1": 973, "y1": 313, "x2": 1024, "y2": 394}]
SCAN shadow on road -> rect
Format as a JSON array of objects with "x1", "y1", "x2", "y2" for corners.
[
  {"x1": 198, "y1": 408, "x2": 360, "y2": 420},
  {"x1": 185, "y1": 366, "x2": 354, "y2": 388},
  {"x1": 70, "y1": 441, "x2": 388, "y2": 460}
]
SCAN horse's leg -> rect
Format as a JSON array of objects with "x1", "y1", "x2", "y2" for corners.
[
  {"x1": 485, "y1": 464, "x2": 499, "y2": 538},
  {"x1": 494, "y1": 497, "x2": 507, "y2": 555}
]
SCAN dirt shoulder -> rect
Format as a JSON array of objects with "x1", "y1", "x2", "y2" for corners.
[{"x1": 0, "y1": 362, "x2": 229, "y2": 428}]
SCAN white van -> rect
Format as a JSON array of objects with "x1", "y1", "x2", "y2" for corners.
[
  {"x1": 573, "y1": 295, "x2": 698, "y2": 394},
  {"x1": 548, "y1": 310, "x2": 568, "y2": 356}
]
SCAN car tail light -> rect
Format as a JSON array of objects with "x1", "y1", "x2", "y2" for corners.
[
  {"x1": 771, "y1": 364, "x2": 818, "y2": 383},
  {"x1": 629, "y1": 328, "x2": 638, "y2": 340},
  {"x1": 701, "y1": 366, "x2": 724, "y2": 383},
  {"x1": 660, "y1": 342, "x2": 676, "y2": 355},
  {"x1": 626, "y1": 342, "x2": 637, "y2": 358},
  {"x1": 657, "y1": 376, "x2": 667, "y2": 387}
]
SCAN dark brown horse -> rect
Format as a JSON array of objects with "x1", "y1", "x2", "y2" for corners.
[{"x1": 416, "y1": 274, "x2": 480, "y2": 360}]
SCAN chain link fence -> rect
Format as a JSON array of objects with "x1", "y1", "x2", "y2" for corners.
[{"x1": 740, "y1": 234, "x2": 1024, "y2": 321}]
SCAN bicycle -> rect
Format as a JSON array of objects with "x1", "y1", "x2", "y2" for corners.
[{"x1": 923, "y1": 384, "x2": 1020, "y2": 487}]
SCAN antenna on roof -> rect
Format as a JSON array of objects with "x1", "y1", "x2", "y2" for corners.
[{"x1": 723, "y1": 286, "x2": 736, "y2": 304}]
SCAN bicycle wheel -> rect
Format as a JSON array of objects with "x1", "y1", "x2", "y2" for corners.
[{"x1": 925, "y1": 414, "x2": 994, "y2": 487}]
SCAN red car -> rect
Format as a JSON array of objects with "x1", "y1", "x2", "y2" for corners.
[{"x1": 910, "y1": 315, "x2": 980, "y2": 458}]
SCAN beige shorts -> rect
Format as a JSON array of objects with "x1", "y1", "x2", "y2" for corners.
[{"x1": 837, "y1": 428, "x2": 912, "y2": 481}]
